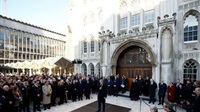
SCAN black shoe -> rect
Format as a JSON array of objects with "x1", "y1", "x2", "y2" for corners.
[
  {"x1": 149, "y1": 101, "x2": 151, "y2": 104},
  {"x1": 158, "y1": 103, "x2": 161, "y2": 105}
]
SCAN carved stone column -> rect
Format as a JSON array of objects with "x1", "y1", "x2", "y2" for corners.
[
  {"x1": 99, "y1": 30, "x2": 114, "y2": 77},
  {"x1": 158, "y1": 14, "x2": 176, "y2": 84}
]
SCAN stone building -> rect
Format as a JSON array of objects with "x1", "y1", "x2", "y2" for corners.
[{"x1": 68, "y1": 0, "x2": 200, "y2": 89}]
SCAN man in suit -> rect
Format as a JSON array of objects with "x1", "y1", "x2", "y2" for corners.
[
  {"x1": 193, "y1": 87, "x2": 200, "y2": 112},
  {"x1": 149, "y1": 79, "x2": 157, "y2": 104},
  {"x1": 158, "y1": 79, "x2": 167, "y2": 105},
  {"x1": 97, "y1": 79, "x2": 107, "y2": 112}
]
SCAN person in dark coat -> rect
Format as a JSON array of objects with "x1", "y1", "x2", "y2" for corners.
[
  {"x1": 19, "y1": 80, "x2": 31, "y2": 112},
  {"x1": 0, "y1": 80, "x2": 4, "y2": 112},
  {"x1": 96, "y1": 79, "x2": 107, "y2": 112},
  {"x1": 192, "y1": 87, "x2": 200, "y2": 112},
  {"x1": 174, "y1": 79, "x2": 182, "y2": 103},
  {"x1": 113, "y1": 76, "x2": 120, "y2": 97},
  {"x1": 130, "y1": 78, "x2": 139, "y2": 101},
  {"x1": 149, "y1": 79, "x2": 157, "y2": 104},
  {"x1": 32, "y1": 81, "x2": 42, "y2": 112},
  {"x1": 184, "y1": 80, "x2": 194, "y2": 103},
  {"x1": 158, "y1": 79, "x2": 167, "y2": 105},
  {"x1": 78, "y1": 78, "x2": 84, "y2": 101},
  {"x1": 176, "y1": 84, "x2": 185, "y2": 104},
  {"x1": 1, "y1": 85, "x2": 15, "y2": 112},
  {"x1": 137, "y1": 75, "x2": 144, "y2": 95},
  {"x1": 84, "y1": 77, "x2": 91, "y2": 100},
  {"x1": 50, "y1": 79, "x2": 57, "y2": 106},
  {"x1": 65, "y1": 78, "x2": 71, "y2": 100},
  {"x1": 91, "y1": 77, "x2": 97, "y2": 93},
  {"x1": 71, "y1": 80, "x2": 78, "y2": 102},
  {"x1": 107, "y1": 76, "x2": 113, "y2": 96},
  {"x1": 120, "y1": 75, "x2": 127, "y2": 94},
  {"x1": 143, "y1": 77, "x2": 150, "y2": 96}
]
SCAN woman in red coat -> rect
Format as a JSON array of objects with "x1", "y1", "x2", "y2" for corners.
[{"x1": 167, "y1": 82, "x2": 175, "y2": 102}]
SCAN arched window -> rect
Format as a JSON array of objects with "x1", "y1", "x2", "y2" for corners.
[
  {"x1": 184, "y1": 11, "x2": 199, "y2": 42},
  {"x1": 83, "y1": 41, "x2": 87, "y2": 53},
  {"x1": 183, "y1": 59, "x2": 198, "y2": 83},
  {"x1": 82, "y1": 63, "x2": 87, "y2": 75},
  {"x1": 96, "y1": 62, "x2": 101, "y2": 77},
  {"x1": 89, "y1": 63, "x2": 94, "y2": 74}
]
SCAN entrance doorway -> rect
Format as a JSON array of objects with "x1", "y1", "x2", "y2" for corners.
[{"x1": 117, "y1": 46, "x2": 152, "y2": 91}]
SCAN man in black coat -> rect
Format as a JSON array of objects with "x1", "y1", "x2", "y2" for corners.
[
  {"x1": 0, "y1": 80, "x2": 4, "y2": 112},
  {"x1": 97, "y1": 79, "x2": 107, "y2": 112},
  {"x1": 113, "y1": 76, "x2": 120, "y2": 97},
  {"x1": 143, "y1": 77, "x2": 150, "y2": 96},
  {"x1": 149, "y1": 79, "x2": 157, "y2": 104},
  {"x1": 1, "y1": 85, "x2": 15, "y2": 112},
  {"x1": 193, "y1": 87, "x2": 200, "y2": 112},
  {"x1": 19, "y1": 80, "x2": 31, "y2": 112},
  {"x1": 158, "y1": 79, "x2": 167, "y2": 105},
  {"x1": 32, "y1": 81, "x2": 42, "y2": 112}
]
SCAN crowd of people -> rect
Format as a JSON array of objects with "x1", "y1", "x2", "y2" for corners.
[
  {"x1": 0, "y1": 72, "x2": 200, "y2": 112},
  {"x1": 129, "y1": 75, "x2": 200, "y2": 112},
  {"x1": 0, "y1": 73, "x2": 105, "y2": 112}
]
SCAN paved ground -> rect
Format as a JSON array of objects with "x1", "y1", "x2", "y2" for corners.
[{"x1": 40, "y1": 94, "x2": 186, "y2": 112}]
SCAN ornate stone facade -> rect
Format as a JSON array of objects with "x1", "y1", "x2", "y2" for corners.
[{"x1": 68, "y1": 0, "x2": 200, "y2": 85}]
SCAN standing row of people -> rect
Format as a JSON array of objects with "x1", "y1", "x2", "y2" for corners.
[
  {"x1": 129, "y1": 75, "x2": 200, "y2": 112},
  {"x1": 0, "y1": 73, "x2": 105, "y2": 112}
]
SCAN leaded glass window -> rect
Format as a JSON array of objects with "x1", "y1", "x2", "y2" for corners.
[
  {"x1": 184, "y1": 15, "x2": 198, "y2": 42},
  {"x1": 183, "y1": 59, "x2": 198, "y2": 83}
]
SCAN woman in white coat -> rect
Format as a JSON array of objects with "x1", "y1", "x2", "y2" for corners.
[{"x1": 42, "y1": 81, "x2": 52, "y2": 110}]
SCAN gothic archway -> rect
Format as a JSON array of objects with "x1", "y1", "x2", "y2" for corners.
[{"x1": 111, "y1": 39, "x2": 155, "y2": 90}]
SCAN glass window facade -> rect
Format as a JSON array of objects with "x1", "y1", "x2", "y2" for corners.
[{"x1": 0, "y1": 26, "x2": 66, "y2": 67}]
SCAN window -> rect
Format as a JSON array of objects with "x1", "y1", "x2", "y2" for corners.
[
  {"x1": 91, "y1": 40, "x2": 94, "y2": 52},
  {"x1": 98, "y1": 42, "x2": 101, "y2": 51},
  {"x1": 131, "y1": 13, "x2": 140, "y2": 26},
  {"x1": 184, "y1": 15, "x2": 198, "y2": 42},
  {"x1": 83, "y1": 41, "x2": 87, "y2": 53},
  {"x1": 183, "y1": 59, "x2": 198, "y2": 83},
  {"x1": 120, "y1": 17, "x2": 127, "y2": 29},
  {"x1": 90, "y1": 64, "x2": 94, "y2": 74},
  {"x1": 144, "y1": 10, "x2": 154, "y2": 23},
  {"x1": 97, "y1": 63, "x2": 101, "y2": 76},
  {"x1": 0, "y1": 33, "x2": 4, "y2": 49},
  {"x1": 0, "y1": 33, "x2": 4, "y2": 40},
  {"x1": 82, "y1": 64, "x2": 87, "y2": 75}
]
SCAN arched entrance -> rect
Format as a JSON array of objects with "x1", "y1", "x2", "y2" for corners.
[
  {"x1": 117, "y1": 46, "x2": 152, "y2": 90},
  {"x1": 111, "y1": 39, "x2": 155, "y2": 91}
]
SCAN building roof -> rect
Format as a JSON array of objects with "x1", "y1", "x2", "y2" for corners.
[{"x1": 0, "y1": 15, "x2": 66, "y2": 37}]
